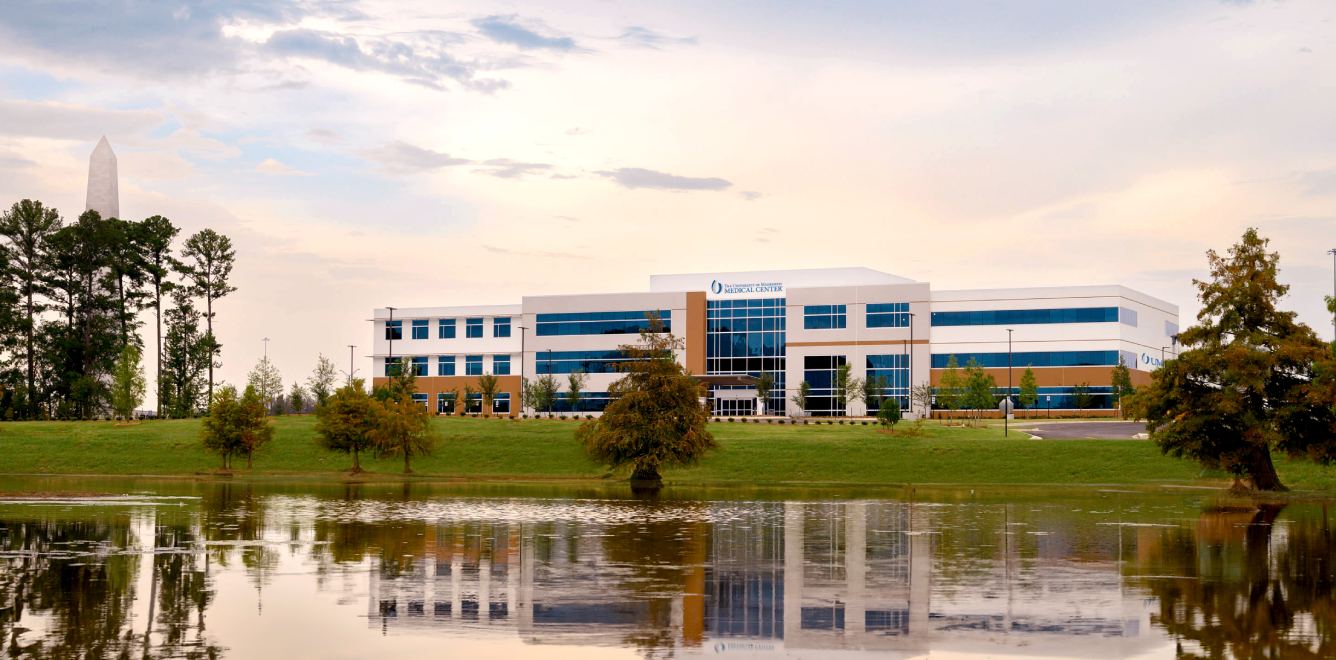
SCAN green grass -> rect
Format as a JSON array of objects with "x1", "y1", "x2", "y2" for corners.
[{"x1": 0, "y1": 416, "x2": 1333, "y2": 490}]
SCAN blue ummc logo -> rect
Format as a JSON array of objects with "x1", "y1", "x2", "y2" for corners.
[
  {"x1": 710, "y1": 280, "x2": 723, "y2": 294},
  {"x1": 1142, "y1": 353, "x2": 1163, "y2": 368}
]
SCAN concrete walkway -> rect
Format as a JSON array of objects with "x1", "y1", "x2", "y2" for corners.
[{"x1": 1015, "y1": 420, "x2": 1148, "y2": 439}]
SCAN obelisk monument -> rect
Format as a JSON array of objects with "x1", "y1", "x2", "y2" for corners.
[{"x1": 85, "y1": 136, "x2": 119, "y2": 219}]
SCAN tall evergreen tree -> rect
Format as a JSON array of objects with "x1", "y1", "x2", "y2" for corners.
[
  {"x1": 136, "y1": 216, "x2": 179, "y2": 414},
  {"x1": 180, "y1": 229, "x2": 236, "y2": 410},
  {"x1": 0, "y1": 200, "x2": 61, "y2": 417},
  {"x1": 43, "y1": 211, "x2": 120, "y2": 418},
  {"x1": 104, "y1": 217, "x2": 149, "y2": 350},
  {"x1": 160, "y1": 288, "x2": 209, "y2": 418}
]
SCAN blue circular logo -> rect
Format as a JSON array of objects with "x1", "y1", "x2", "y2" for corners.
[{"x1": 710, "y1": 280, "x2": 723, "y2": 294}]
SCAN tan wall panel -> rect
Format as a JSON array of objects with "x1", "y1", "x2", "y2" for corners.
[
  {"x1": 685, "y1": 291, "x2": 706, "y2": 375},
  {"x1": 372, "y1": 374, "x2": 524, "y2": 415}
]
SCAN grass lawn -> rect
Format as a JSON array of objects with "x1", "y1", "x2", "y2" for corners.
[{"x1": 0, "y1": 416, "x2": 1332, "y2": 490}]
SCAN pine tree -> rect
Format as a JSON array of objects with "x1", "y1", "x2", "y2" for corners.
[
  {"x1": 0, "y1": 199, "x2": 61, "y2": 418},
  {"x1": 160, "y1": 288, "x2": 209, "y2": 418},
  {"x1": 179, "y1": 229, "x2": 236, "y2": 410}
]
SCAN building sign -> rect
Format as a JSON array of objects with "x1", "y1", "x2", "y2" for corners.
[
  {"x1": 1141, "y1": 352, "x2": 1163, "y2": 368},
  {"x1": 709, "y1": 279, "x2": 784, "y2": 296}
]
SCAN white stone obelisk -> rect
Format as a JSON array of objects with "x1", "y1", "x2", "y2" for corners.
[{"x1": 85, "y1": 136, "x2": 119, "y2": 219}]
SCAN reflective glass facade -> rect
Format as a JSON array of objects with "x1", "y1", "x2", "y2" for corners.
[
  {"x1": 931, "y1": 350, "x2": 1119, "y2": 368},
  {"x1": 411, "y1": 319, "x2": 428, "y2": 339},
  {"x1": 707, "y1": 298, "x2": 786, "y2": 413},
  {"x1": 802, "y1": 355, "x2": 846, "y2": 416},
  {"x1": 493, "y1": 355, "x2": 511, "y2": 375},
  {"x1": 535, "y1": 310, "x2": 671, "y2": 336},
  {"x1": 537, "y1": 350, "x2": 639, "y2": 374},
  {"x1": 803, "y1": 305, "x2": 847, "y2": 330},
  {"x1": 384, "y1": 320, "x2": 402, "y2": 341},
  {"x1": 437, "y1": 355, "x2": 455, "y2": 376},
  {"x1": 930, "y1": 307, "x2": 1118, "y2": 326},
  {"x1": 866, "y1": 302, "x2": 910, "y2": 328},
  {"x1": 866, "y1": 354, "x2": 909, "y2": 409},
  {"x1": 438, "y1": 318, "x2": 456, "y2": 339}
]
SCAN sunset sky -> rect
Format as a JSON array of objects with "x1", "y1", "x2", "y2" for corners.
[{"x1": 1, "y1": 0, "x2": 1333, "y2": 395}]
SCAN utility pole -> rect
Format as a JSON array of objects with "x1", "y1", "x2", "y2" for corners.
[
  {"x1": 1005, "y1": 328, "x2": 1013, "y2": 437},
  {"x1": 262, "y1": 337, "x2": 269, "y2": 360},
  {"x1": 518, "y1": 325, "x2": 528, "y2": 413},
  {"x1": 908, "y1": 311, "x2": 916, "y2": 418},
  {"x1": 347, "y1": 344, "x2": 357, "y2": 386}
]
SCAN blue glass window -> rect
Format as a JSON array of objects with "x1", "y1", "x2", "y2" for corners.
[
  {"x1": 803, "y1": 305, "x2": 847, "y2": 330},
  {"x1": 535, "y1": 310, "x2": 671, "y2": 336},
  {"x1": 494, "y1": 317, "x2": 512, "y2": 337},
  {"x1": 802, "y1": 355, "x2": 847, "y2": 416},
  {"x1": 930, "y1": 307, "x2": 1118, "y2": 327},
  {"x1": 706, "y1": 298, "x2": 786, "y2": 412},
  {"x1": 1119, "y1": 307, "x2": 1138, "y2": 327},
  {"x1": 384, "y1": 320, "x2": 402, "y2": 341},
  {"x1": 866, "y1": 354, "x2": 909, "y2": 409},
  {"x1": 493, "y1": 355, "x2": 511, "y2": 375},
  {"x1": 437, "y1": 392, "x2": 456, "y2": 414},
  {"x1": 930, "y1": 350, "x2": 1120, "y2": 369},
  {"x1": 465, "y1": 355, "x2": 483, "y2": 376},
  {"x1": 493, "y1": 392, "x2": 511, "y2": 414},
  {"x1": 552, "y1": 391, "x2": 613, "y2": 413},
  {"x1": 411, "y1": 393, "x2": 428, "y2": 406},
  {"x1": 466, "y1": 318, "x2": 484, "y2": 338},
  {"x1": 537, "y1": 350, "x2": 643, "y2": 374},
  {"x1": 438, "y1": 319, "x2": 456, "y2": 339},
  {"x1": 383, "y1": 356, "x2": 400, "y2": 376},
  {"x1": 866, "y1": 302, "x2": 910, "y2": 328},
  {"x1": 411, "y1": 319, "x2": 429, "y2": 339},
  {"x1": 410, "y1": 356, "x2": 428, "y2": 377},
  {"x1": 437, "y1": 355, "x2": 455, "y2": 376}
]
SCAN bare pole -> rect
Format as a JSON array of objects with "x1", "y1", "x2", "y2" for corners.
[
  {"x1": 262, "y1": 337, "x2": 270, "y2": 360},
  {"x1": 347, "y1": 344, "x2": 357, "y2": 386}
]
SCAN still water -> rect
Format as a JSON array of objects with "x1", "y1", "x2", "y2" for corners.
[{"x1": 0, "y1": 479, "x2": 1331, "y2": 659}]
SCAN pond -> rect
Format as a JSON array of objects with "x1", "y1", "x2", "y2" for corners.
[{"x1": 0, "y1": 478, "x2": 1330, "y2": 659}]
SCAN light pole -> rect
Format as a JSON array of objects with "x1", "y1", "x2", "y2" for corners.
[
  {"x1": 546, "y1": 348, "x2": 554, "y2": 415},
  {"x1": 347, "y1": 344, "x2": 356, "y2": 386},
  {"x1": 908, "y1": 311, "x2": 916, "y2": 417},
  {"x1": 518, "y1": 325, "x2": 528, "y2": 413},
  {"x1": 262, "y1": 337, "x2": 270, "y2": 360},
  {"x1": 1005, "y1": 328, "x2": 1013, "y2": 437}
]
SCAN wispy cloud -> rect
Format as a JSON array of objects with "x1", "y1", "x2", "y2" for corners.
[
  {"x1": 473, "y1": 14, "x2": 577, "y2": 51},
  {"x1": 256, "y1": 157, "x2": 312, "y2": 176},
  {"x1": 363, "y1": 141, "x2": 471, "y2": 173},
  {"x1": 475, "y1": 158, "x2": 552, "y2": 178},
  {"x1": 263, "y1": 28, "x2": 507, "y2": 92},
  {"x1": 617, "y1": 26, "x2": 696, "y2": 49},
  {"x1": 598, "y1": 167, "x2": 732, "y2": 191}
]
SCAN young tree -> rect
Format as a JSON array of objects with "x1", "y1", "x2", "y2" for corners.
[
  {"x1": 201, "y1": 385, "x2": 243, "y2": 469},
  {"x1": 179, "y1": 229, "x2": 236, "y2": 409},
  {"x1": 791, "y1": 380, "x2": 811, "y2": 416},
  {"x1": 877, "y1": 398, "x2": 902, "y2": 429},
  {"x1": 534, "y1": 374, "x2": 560, "y2": 415},
  {"x1": 160, "y1": 288, "x2": 209, "y2": 418},
  {"x1": 755, "y1": 372, "x2": 774, "y2": 415},
  {"x1": 477, "y1": 373, "x2": 499, "y2": 416},
  {"x1": 834, "y1": 362, "x2": 855, "y2": 416},
  {"x1": 288, "y1": 382, "x2": 307, "y2": 414},
  {"x1": 1110, "y1": 356, "x2": 1135, "y2": 417},
  {"x1": 462, "y1": 384, "x2": 478, "y2": 414},
  {"x1": 1072, "y1": 382, "x2": 1093, "y2": 411},
  {"x1": 307, "y1": 354, "x2": 337, "y2": 408},
  {"x1": 246, "y1": 357, "x2": 283, "y2": 412},
  {"x1": 1130, "y1": 228, "x2": 1336, "y2": 491},
  {"x1": 910, "y1": 382, "x2": 934, "y2": 420},
  {"x1": 135, "y1": 215, "x2": 178, "y2": 414},
  {"x1": 576, "y1": 322, "x2": 714, "y2": 486},
  {"x1": 862, "y1": 374, "x2": 886, "y2": 416},
  {"x1": 962, "y1": 358, "x2": 997, "y2": 420},
  {"x1": 238, "y1": 385, "x2": 273, "y2": 468},
  {"x1": 110, "y1": 344, "x2": 146, "y2": 421},
  {"x1": 0, "y1": 199, "x2": 61, "y2": 418},
  {"x1": 1018, "y1": 366, "x2": 1039, "y2": 410},
  {"x1": 566, "y1": 369, "x2": 586, "y2": 414},
  {"x1": 314, "y1": 379, "x2": 378, "y2": 472},
  {"x1": 937, "y1": 355, "x2": 963, "y2": 415},
  {"x1": 270, "y1": 392, "x2": 288, "y2": 416},
  {"x1": 371, "y1": 396, "x2": 434, "y2": 474}
]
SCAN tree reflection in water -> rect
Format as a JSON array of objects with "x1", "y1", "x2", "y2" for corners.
[{"x1": 1132, "y1": 504, "x2": 1336, "y2": 659}]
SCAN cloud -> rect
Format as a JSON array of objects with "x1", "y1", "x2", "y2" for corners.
[
  {"x1": 0, "y1": 99, "x2": 161, "y2": 140},
  {"x1": 363, "y1": 141, "x2": 471, "y2": 173},
  {"x1": 618, "y1": 26, "x2": 697, "y2": 50},
  {"x1": 598, "y1": 167, "x2": 732, "y2": 192},
  {"x1": 263, "y1": 28, "x2": 507, "y2": 93},
  {"x1": 256, "y1": 157, "x2": 312, "y2": 176},
  {"x1": 482, "y1": 244, "x2": 588, "y2": 260},
  {"x1": 475, "y1": 158, "x2": 551, "y2": 179},
  {"x1": 739, "y1": 190, "x2": 763, "y2": 201},
  {"x1": 473, "y1": 15, "x2": 577, "y2": 51}
]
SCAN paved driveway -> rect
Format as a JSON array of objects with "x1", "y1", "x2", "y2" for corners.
[{"x1": 1015, "y1": 421, "x2": 1148, "y2": 439}]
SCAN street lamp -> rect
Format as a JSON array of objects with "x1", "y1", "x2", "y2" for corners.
[
  {"x1": 518, "y1": 325, "x2": 528, "y2": 412},
  {"x1": 346, "y1": 345, "x2": 357, "y2": 386},
  {"x1": 262, "y1": 337, "x2": 270, "y2": 360},
  {"x1": 1005, "y1": 328, "x2": 1013, "y2": 437},
  {"x1": 908, "y1": 311, "x2": 916, "y2": 417}
]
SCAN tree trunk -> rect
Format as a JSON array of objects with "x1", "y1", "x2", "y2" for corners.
[
  {"x1": 155, "y1": 277, "x2": 162, "y2": 416},
  {"x1": 352, "y1": 447, "x2": 361, "y2": 472},
  {"x1": 630, "y1": 464, "x2": 662, "y2": 484},
  {"x1": 206, "y1": 294, "x2": 213, "y2": 411},
  {"x1": 1248, "y1": 448, "x2": 1287, "y2": 492},
  {"x1": 247, "y1": 450, "x2": 253, "y2": 470},
  {"x1": 25, "y1": 287, "x2": 34, "y2": 419},
  {"x1": 403, "y1": 451, "x2": 412, "y2": 475}
]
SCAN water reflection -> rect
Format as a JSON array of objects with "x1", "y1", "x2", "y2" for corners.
[{"x1": 0, "y1": 484, "x2": 1331, "y2": 659}]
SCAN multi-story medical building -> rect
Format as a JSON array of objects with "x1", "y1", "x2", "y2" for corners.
[{"x1": 370, "y1": 268, "x2": 1177, "y2": 417}]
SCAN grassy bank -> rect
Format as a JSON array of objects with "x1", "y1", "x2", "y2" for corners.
[{"x1": 0, "y1": 416, "x2": 1332, "y2": 490}]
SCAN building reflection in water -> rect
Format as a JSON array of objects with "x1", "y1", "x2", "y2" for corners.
[{"x1": 362, "y1": 500, "x2": 1156, "y2": 657}]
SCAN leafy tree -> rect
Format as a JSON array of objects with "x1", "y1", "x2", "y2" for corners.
[
  {"x1": 833, "y1": 362, "x2": 858, "y2": 416},
  {"x1": 910, "y1": 382, "x2": 934, "y2": 419},
  {"x1": 439, "y1": 387, "x2": 458, "y2": 415},
  {"x1": 1072, "y1": 382, "x2": 1093, "y2": 411},
  {"x1": 1110, "y1": 355, "x2": 1135, "y2": 417},
  {"x1": 43, "y1": 210, "x2": 122, "y2": 418},
  {"x1": 1018, "y1": 366, "x2": 1038, "y2": 410},
  {"x1": 961, "y1": 358, "x2": 997, "y2": 420},
  {"x1": 307, "y1": 353, "x2": 337, "y2": 408},
  {"x1": 376, "y1": 358, "x2": 417, "y2": 402},
  {"x1": 791, "y1": 380, "x2": 810, "y2": 415},
  {"x1": 179, "y1": 229, "x2": 236, "y2": 409},
  {"x1": 534, "y1": 374, "x2": 559, "y2": 414},
  {"x1": 755, "y1": 372, "x2": 774, "y2": 414},
  {"x1": 270, "y1": 392, "x2": 288, "y2": 416},
  {"x1": 576, "y1": 322, "x2": 714, "y2": 485},
  {"x1": 201, "y1": 385, "x2": 243, "y2": 469},
  {"x1": 110, "y1": 344, "x2": 146, "y2": 421},
  {"x1": 877, "y1": 397, "x2": 901, "y2": 429},
  {"x1": 238, "y1": 385, "x2": 273, "y2": 468},
  {"x1": 462, "y1": 384, "x2": 478, "y2": 414},
  {"x1": 136, "y1": 215, "x2": 178, "y2": 413},
  {"x1": 371, "y1": 396, "x2": 434, "y2": 473},
  {"x1": 160, "y1": 288, "x2": 209, "y2": 418},
  {"x1": 477, "y1": 373, "x2": 499, "y2": 416},
  {"x1": 937, "y1": 355, "x2": 963, "y2": 414},
  {"x1": 566, "y1": 369, "x2": 586, "y2": 414},
  {"x1": 0, "y1": 199, "x2": 61, "y2": 417},
  {"x1": 288, "y1": 381, "x2": 307, "y2": 414},
  {"x1": 862, "y1": 374, "x2": 886, "y2": 415},
  {"x1": 246, "y1": 357, "x2": 283, "y2": 411},
  {"x1": 1130, "y1": 228, "x2": 1336, "y2": 491},
  {"x1": 314, "y1": 380, "x2": 379, "y2": 471}
]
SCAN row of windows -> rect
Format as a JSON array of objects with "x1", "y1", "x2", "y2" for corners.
[
  {"x1": 386, "y1": 317, "x2": 513, "y2": 340},
  {"x1": 803, "y1": 305, "x2": 847, "y2": 330},
  {"x1": 535, "y1": 310, "x2": 672, "y2": 336},
  {"x1": 707, "y1": 298, "x2": 785, "y2": 309},
  {"x1": 386, "y1": 355, "x2": 511, "y2": 377},
  {"x1": 931, "y1": 350, "x2": 1120, "y2": 369},
  {"x1": 536, "y1": 350, "x2": 643, "y2": 375},
  {"x1": 866, "y1": 302, "x2": 911, "y2": 328},
  {"x1": 930, "y1": 307, "x2": 1118, "y2": 327},
  {"x1": 432, "y1": 391, "x2": 514, "y2": 414}
]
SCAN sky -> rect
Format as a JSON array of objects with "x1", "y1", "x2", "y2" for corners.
[{"x1": 0, "y1": 0, "x2": 1334, "y2": 402}]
